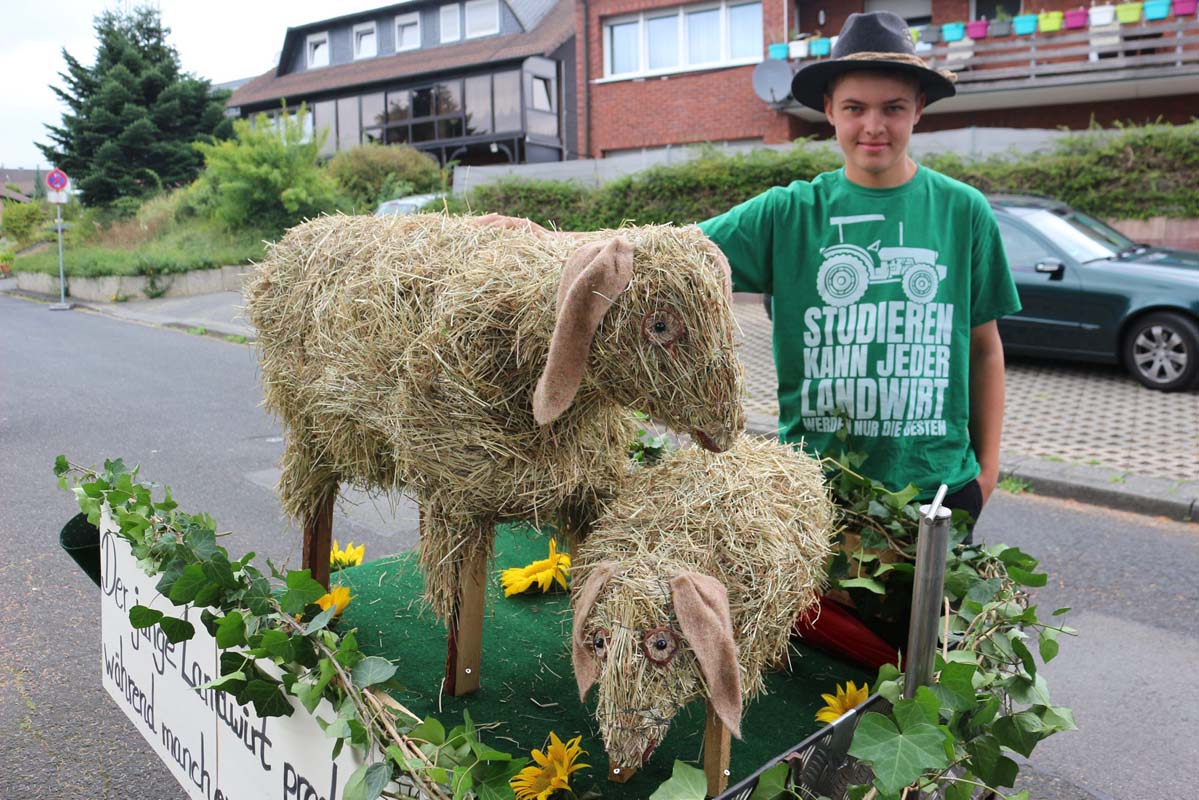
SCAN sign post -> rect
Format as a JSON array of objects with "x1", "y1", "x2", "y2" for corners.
[{"x1": 46, "y1": 168, "x2": 72, "y2": 311}]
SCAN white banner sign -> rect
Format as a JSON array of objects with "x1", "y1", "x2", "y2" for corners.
[{"x1": 99, "y1": 508, "x2": 379, "y2": 800}]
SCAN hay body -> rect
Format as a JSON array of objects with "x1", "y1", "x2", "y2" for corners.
[
  {"x1": 245, "y1": 213, "x2": 745, "y2": 618},
  {"x1": 572, "y1": 436, "x2": 835, "y2": 767}
]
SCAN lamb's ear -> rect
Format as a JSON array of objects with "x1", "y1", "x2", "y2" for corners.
[
  {"x1": 690, "y1": 227, "x2": 733, "y2": 304},
  {"x1": 571, "y1": 560, "x2": 618, "y2": 701},
  {"x1": 670, "y1": 572, "x2": 742, "y2": 738},
  {"x1": 533, "y1": 238, "x2": 633, "y2": 424}
]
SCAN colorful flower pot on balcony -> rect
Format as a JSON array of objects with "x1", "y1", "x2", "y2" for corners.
[
  {"x1": 1144, "y1": 0, "x2": 1171, "y2": 18},
  {"x1": 808, "y1": 36, "x2": 830, "y2": 57},
  {"x1": 789, "y1": 39, "x2": 809, "y2": 58},
  {"x1": 922, "y1": 25, "x2": 942, "y2": 43},
  {"x1": 1038, "y1": 10, "x2": 1065, "y2": 32},
  {"x1": 1175, "y1": 0, "x2": 1198, "y2": 15},
  {"x1": 966, "y1": 19, "x2": 989, "y2": 38},
  {"x1": 990, "y1": 18, "x2": 1013, "y2": 35},
  {"x1": 1013, "y1": 14, "x2": 1038, "y2": 34},
  {"x1": 768, "y1": 42, "x2": 789, "y2": 59},
  {"x1": 1090, "y1": 4, "x2": 1118, "y2": 24},
  {"x1": 1116, "y1": 2, "x2": 1144, "y2": 23},
  {"x1": 1064, "y1": 8, "x2": 1089, "y2": 28},
  {"x1": 942, "y1": 22, "x2": 966, "y2": 41}
]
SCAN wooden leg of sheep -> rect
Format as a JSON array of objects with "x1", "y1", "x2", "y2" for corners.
[
  {"x1": 704, "y1": 701, "x2": 731, "y2": 796},
  {"x1": 302, "y1": 492, "x2": 335, "y2": 590},
  {"x1": 444, "y1": 544, "x2": 487, "y2": 696}
]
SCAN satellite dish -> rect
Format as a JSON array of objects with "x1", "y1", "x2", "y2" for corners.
[{"x1": 752, "y1": 59, "x2": 796, "y2": 104}]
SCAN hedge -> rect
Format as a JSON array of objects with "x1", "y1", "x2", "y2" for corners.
[{"x1": 449, "y1": 121, "x2": 1199, "y2": 229}]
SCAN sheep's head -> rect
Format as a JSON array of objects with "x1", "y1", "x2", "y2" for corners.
[
  {"x1": 571, "y1": 561, "x2": 743, "y2": 772},
  {"x1": 533, "y1": 226, "x2": 746, "y2": 452}
]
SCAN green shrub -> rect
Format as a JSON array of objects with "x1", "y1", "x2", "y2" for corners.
[
  {"x1": 457, "y1": 122, "x2": 1199, "y2": 228},
  {"x1": 326, "y1": 144, "x2": 442, "y2": 210},
  {"x1": 194, "y1": 105, "x2": 344, "y2": 237},
  {"x1": 2, "y1": 202, "x2": 47, "y2": 244}
]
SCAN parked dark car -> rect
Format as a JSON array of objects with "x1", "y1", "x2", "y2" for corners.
[
  {"x1": 989, "y1": 194, "x2": 1199, "y2": 391},
  {"x1": 761, "y1": 195, "x2": 1199, "y2": 391}
]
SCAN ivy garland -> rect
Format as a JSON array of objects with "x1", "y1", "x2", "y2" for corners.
[{"x1": 60, "y1": 440, "x2": 1076, "y2": 800}]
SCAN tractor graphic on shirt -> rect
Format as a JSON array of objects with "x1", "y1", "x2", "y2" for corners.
[{"x1": 816, "y1": 214, "x2": 947, "y2": 307}]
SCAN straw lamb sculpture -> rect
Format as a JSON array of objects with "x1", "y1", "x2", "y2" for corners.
[
  {"x1": 245, "y1": 213, "x2": 746, "y2": 691},
  {"x1": 571, "y1": 437, "x2": 836, "y2": 786}
]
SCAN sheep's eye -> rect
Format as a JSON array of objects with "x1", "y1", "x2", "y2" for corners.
[
  {"x1": 642, "y1": 628, "x2": 678, "y2": 665},
  {"x1": 591, "y1": 628, "x2": 609, "y2": 660},
  {"x1": 641, "y1": 309, "x2": 684, "y2": 348}
]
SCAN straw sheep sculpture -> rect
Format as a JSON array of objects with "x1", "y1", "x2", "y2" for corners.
[
  {"x1": 571, "y1": 437, "x2": 836, "y2": 776},
  {"x1": 245, "y1": 214, "x2": 746, "y2": 630}
]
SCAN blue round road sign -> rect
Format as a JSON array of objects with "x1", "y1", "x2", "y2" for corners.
[{"x1": 47, "y1": 169, "x2": 68, "y2": 191}]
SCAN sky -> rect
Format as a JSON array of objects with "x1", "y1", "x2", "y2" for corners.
[{"x1": 1, "y1": 1, "x2": 384, "y2": 171}]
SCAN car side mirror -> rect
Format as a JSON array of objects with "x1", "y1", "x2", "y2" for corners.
[{"x1": 1034, "y1": 258, "x2": 1065, "y2": 280}]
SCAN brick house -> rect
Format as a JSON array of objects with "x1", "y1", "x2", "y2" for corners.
[
  {"x1": 227, "y1": 0, "x2": 579, "y2": 165},
  {"x1": 577, "y1": 0, "x2": 1199, "y2": 156}
]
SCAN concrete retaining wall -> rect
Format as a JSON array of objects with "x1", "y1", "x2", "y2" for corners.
[{"x1": 14, "y1": 265, "x2": 248, "y2": 302}]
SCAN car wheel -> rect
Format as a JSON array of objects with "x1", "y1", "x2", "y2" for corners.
[{"x1": 1122, "y1": 311, "x2": 1199, "y2": 391}]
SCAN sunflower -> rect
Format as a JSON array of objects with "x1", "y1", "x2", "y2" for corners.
[
  {"x1": 330, "y1": 539, "x2": 365, "y2": 572},
  {"x1": 316, "y1": 585, "x2": 353, "y2": 617},
  {"x1": 815, "y1": 680, "x2": 870, "y2": 724},
  {"x1": 510, "y1": 732, "x2": 589, "y2": 800},
  {"x1": 501, "y1": 539, "x2": 571, "y2": 596}
]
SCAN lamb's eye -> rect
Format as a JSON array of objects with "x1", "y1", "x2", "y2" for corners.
[
  {"x1": 642, "y1": 309, "x2": 684, "y2": 348},
  {"x1": 591, "y1": 628, "x2": 609, "y2": 660},
  {"x1": 642, "y1": 628, "x2": 678, "y2": 665}
]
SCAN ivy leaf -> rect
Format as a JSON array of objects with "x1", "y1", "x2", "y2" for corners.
[
  {"x1": 930, "y1": 662, "x2": 976, "y2": 712},
  {"x1": 185, "y1": 527, "x2": 219, "y2": 561},
  {"x1": 468, "y1": 738, "x2": 512, "y2": 762},
  {"x1": 649, "y1": 760, "x2": 708, "y2": 800},
  {"x1": 992, "y1": 711, "x2": 1047, "y2": 757},
  {"x1": 838, "y1": 577, "x2": 887, "y2": 594},
  {"x1": 847, "y1": 712, "x2": 950, "y2": 796},
  {"x1": 215, "y1": 611, "x2": 247, "y2": 648},
  {"x1": 408, "y1": 716, "x2": 446, "y2": 746},
  {"x1": 1037, "y1": 705, "x2": 1077, "y2": 733},
  {"x1": 747, "y1": 762, "x2": 789, "y2": 800},
  {"x1": 243, "y1": 574, "x2": 273, "y2": 616},
  {"x1": 1007, "y1": 674, "x2": 1051, "y2": 707},
  {"x1": 255, "y1": 629, "x2": 295, "y2": 662},
  {"x1": 304, "y1": 605, "x2": 338, "y2": 635},
  {"x1": 1039, "y1": 628, "x2": 1060, "y2": 663},
  {"x1": 281, "y1": 570, "x2": 327, "y2": 614},
  {"x1": 198, "y1": 670, "x2": 247, "y2": 691},
  {"x1": 54, "y1": 455, "x2": 70, "y2": 477},
  {"x1": 966, "y1": 734, "x2": 1017, "y2": 787},
  {"x1": 239, "y1": 679, "x2": 295, "y2": 718},
  {"x1": 351, "y1": 656, "x2": 397, "y2": 688},
  {"x1": 129, "y1": 605, "x2": 164, "y2": 629},
  {"x1": 158, "y1": 616, "x2": 196, "y2": 644},
  {"x1": 168, "y1": 563, "x2": 208, "y2": 604},
  {"x1": 343, "y1": 762, "x2": 392, "y2": 800},
  {"x1": 1006, "y1": 565, "x2": 1047, "y2": 587}
]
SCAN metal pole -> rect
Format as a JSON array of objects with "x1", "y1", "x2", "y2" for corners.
[
  {"x1": 903, "y1": 484, "x2": 951, "y2": 699},
  {"x1": 50, "y1": 202, "x2": 72, "y2": 311}
]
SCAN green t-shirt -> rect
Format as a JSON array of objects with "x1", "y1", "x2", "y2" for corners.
[{"x1": 699, "y1": 166, "x2": 1022, "y2": 498}]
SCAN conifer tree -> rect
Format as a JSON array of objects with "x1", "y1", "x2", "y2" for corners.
[{"x1": 38, "y1": 6, "x2": 232, "y2": 207}]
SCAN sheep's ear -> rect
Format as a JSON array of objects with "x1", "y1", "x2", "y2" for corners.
[
  {"x1": 670, "y1": 572, "x2": 742, "y2": 738},
  {"x1": 691, "y1": 227, "x2": 733, "y2": 304},
  {"x1": 533, "y1": 238, "x2": 633, "y2": 424},
  {"x1": 571, "y1": 560, "x2": 618, "y2": 701}
]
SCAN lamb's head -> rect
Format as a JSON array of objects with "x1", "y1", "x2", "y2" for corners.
[
  {"x1": 570, "y1": 561, "x2": 743, "y2": 772},
  {"x1": 533, "y1": 226, "x2": 745, "y2": 452}
]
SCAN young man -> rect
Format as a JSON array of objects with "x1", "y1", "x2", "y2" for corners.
[{"x1": 699, "y1": 11, "x2": 1021, "y2": 524}]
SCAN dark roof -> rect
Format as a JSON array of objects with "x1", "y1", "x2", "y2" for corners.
[
  {"x1": 0, "y1": 186, "x2": 32, "y2": 203},
  {"x1": 0, "y1": 168, "x2": 40, "y2": 194},
  {"x1": 229, "y1": 0, "x2": 574, "y2": 110}
]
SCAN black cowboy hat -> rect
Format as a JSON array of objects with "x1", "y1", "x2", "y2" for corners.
[{"x1": 791, "y1": 11, "x2": 957, "y2": 111}]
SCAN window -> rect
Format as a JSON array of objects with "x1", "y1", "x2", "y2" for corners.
[
  {"x1": 337, "y1": 96, "x2": 360, "y2": 151},
  {"x1": 972, "y1": 0, "x2": 1021, "y2": 21},
  {"x1": 440, "y1": 4, "x2": 461, "y2": 43},
  {"x1": 354, "y1": 22, "x2": 377, "y2": 59},
  {"x1": 361, "y1": 92, "x2": 386, "y2": 128},
  {"x1": 865, "y1": 0, "x2": 932, "y2": 26},
  {"x1": 531, "y1": 76, "x2": 553, "y2": 111},
  {"x1": 465, "y1": 0, "x2": 499, "y2": 38},
  {"x1": 312, "y1": 99, "x2": 336, "y2": 157},
  {"x1": 307, "y1": 32, "x2": 329, "y2": 68},
  {"x1": 997, "y1": 220, "x2": 1053, "y2": 268},
  {"x1": 492, "y1": 70, "x2": 521, "y2": 132},
  {"x1": 464, "y1": 75, "x2": 492, "y2": 134},
  {"x1": 602, "y1": 1, "x2": 763, "y2": 79},
  {"x1": 387, "y1": 88, "x2": 412, "y2": 121},
  {"x1": 395, "y1": 13, "x2": 421, "y2": 51}
]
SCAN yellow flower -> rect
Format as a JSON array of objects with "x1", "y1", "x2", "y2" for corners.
[
  {"x1": 510, "y1": 732, "x2": 589, "y2": 800},
  {"x1": 330, "y1": 539, "x2": 365, "y2": 572},
  {"x1": 501, "y1": 539, "x2": 571, "y2": 597},
  {"x1": 815, "y1": 680, "x2": 870, "y2": 725},
  {"x1": 316, "y1": 585, "x2": 353, "y2": 617}
]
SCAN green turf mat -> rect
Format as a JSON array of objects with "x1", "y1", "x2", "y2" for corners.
[{"x1": 334, "y1": 524, "x2": 870, "y2": 798}]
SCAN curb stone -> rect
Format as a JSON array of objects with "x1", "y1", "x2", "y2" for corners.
[{"x1": 744, "y1": 415, "x2": 1198, "y2": 523}]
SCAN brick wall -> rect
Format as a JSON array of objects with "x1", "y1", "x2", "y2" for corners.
[{"x1": 578, "y1": 0, "x2": 801, "y2": 156}]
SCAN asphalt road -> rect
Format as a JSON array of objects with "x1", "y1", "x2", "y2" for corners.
[{"x1": 2, "y1": 293, "x2": 1196, "y2": 799}]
